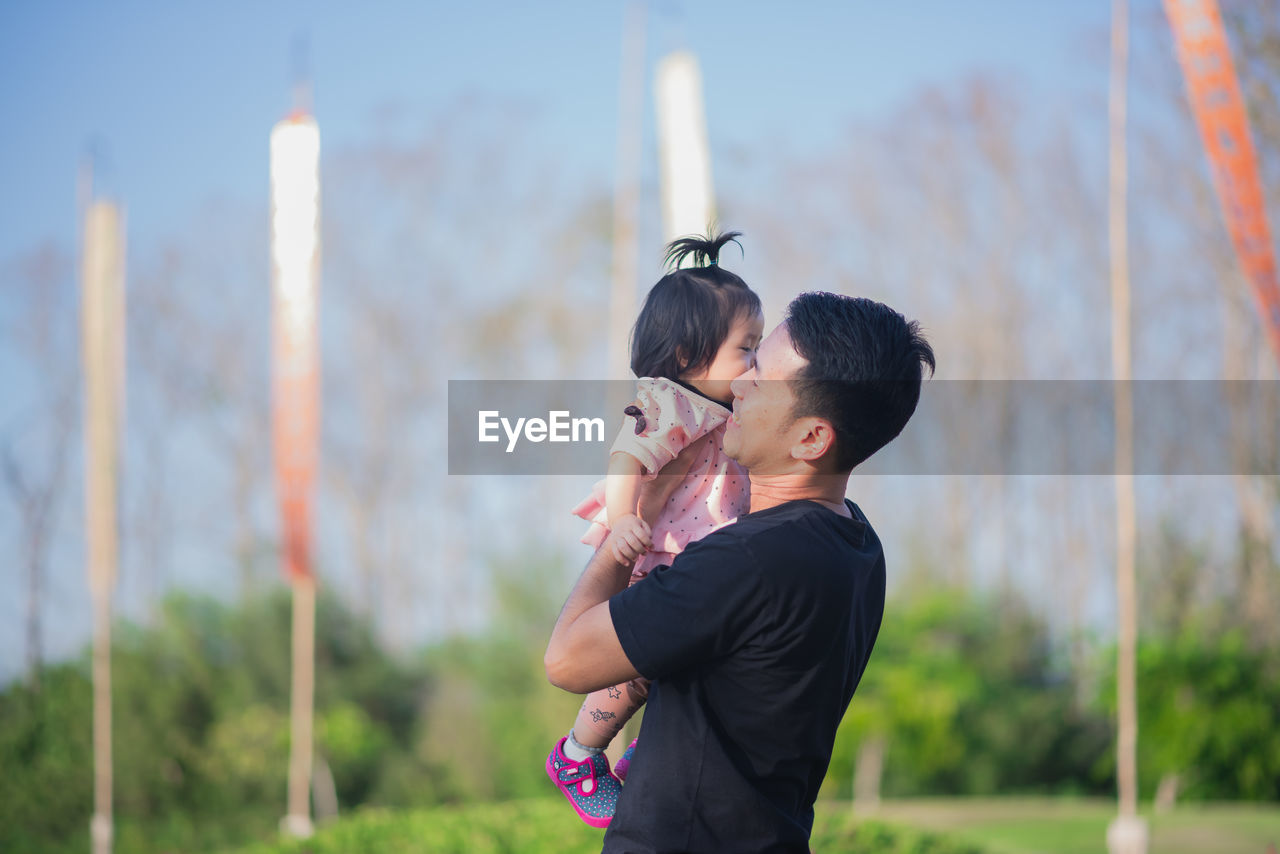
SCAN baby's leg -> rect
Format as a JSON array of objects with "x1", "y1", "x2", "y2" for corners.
[
  {"x1": 570, "y1": 554, "x2": 667, "y2": 748},
  {"x1": 573, "y1": 681, "x2": 645, "y2": 749}
]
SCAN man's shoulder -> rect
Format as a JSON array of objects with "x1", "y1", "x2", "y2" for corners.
[
  {"x1": 688, "y1": 499, "x2": 876, "y2": 562},
  {"x1": 733, "y1": 499, "x2": 871, "y2": 536}
]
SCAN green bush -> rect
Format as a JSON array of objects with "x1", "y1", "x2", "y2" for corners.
[
  {"x1": 827, "y1": 582, "x2": 1110, "y2": 799},
  {"x1": 224, "y1": 800, "x2": 987, "y2": 854},
  {"x1": 1094, "y1": 628, "x2": 1280, "y2": 801},
  {"x1": 4, "y1": 548, "x2": 1276, "y2": 853},
  {"x1": 0, "y1": 590, "x2": 430, "y2": 853},
  {"x1": 0, "y1": 665, "x2": 93, "y2": 852}
]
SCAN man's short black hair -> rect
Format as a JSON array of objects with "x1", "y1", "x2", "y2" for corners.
[{"x1": 785, "y1": 292, "x2": 935, "y2": 472}]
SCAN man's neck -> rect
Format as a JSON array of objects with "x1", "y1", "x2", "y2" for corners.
[{"x1": 747, "y1": 472, "x2": 852, "y2": 516}]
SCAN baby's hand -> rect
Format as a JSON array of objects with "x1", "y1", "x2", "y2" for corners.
[{"x1": 609, "y1": 514, "x2": 653, "y2": 567}]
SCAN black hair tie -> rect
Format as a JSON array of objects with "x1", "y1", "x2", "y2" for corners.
[{"x1": 624, "y1": 405, "x2": 647, "y2": 435}]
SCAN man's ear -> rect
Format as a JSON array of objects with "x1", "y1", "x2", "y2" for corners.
[{"x1": 790, "y1": 418, "x2": 837, "y2": 464}]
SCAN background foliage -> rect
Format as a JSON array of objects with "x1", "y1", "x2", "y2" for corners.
[{"x1": 2, "y1": 550, "x2": 1276, "y2": 853}]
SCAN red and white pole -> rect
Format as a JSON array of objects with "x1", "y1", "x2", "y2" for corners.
[{"x1": 270, "y1": 112, "x2": 321, "y2": 839}]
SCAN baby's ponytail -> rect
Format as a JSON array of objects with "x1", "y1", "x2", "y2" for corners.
[{"x1": 664, "y1": 231, "x2": 743, "y2": 270}]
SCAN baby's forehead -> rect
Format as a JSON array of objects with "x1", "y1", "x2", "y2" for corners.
[{"x1": 730, "y1": 309, "x2": 765, "y2": 335}]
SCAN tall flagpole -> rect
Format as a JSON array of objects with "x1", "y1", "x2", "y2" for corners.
[
  {"x1": 82, "y1": 189, "x2": 126, "y2": 854},
  {"x1": 1106, "y1": 1, "x2": 1146, "y2": 852},
  {"x1": 271, "y1": 108, "x2": 321, "y2": 839},
  {"x1": 654, "y1": 49, "x2": 715, "y2": 248}
]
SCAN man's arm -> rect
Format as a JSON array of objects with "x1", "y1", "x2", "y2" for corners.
[
  {"x1": 545, "y1": 442, "x2": 699, "y2": 693},
  {"x1": 544, "y1": 537, "x2": 643, "y2": 695}
]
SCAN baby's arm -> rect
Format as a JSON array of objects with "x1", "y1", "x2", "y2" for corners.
[
  {"x1": 638, "y1": 434, "x2": 703, "y2": 523},
  {"x1": 604, "y1": 452, "x2": 653, "y2": 567}
]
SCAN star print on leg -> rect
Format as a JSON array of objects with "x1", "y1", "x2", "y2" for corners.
[{"x1": 607, "y1": 686, "x2": 622, "y2": 700}]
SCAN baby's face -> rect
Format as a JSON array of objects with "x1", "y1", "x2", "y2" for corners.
[{"x1": 685, "y1": 310, "x2": 764, "y2": 402}]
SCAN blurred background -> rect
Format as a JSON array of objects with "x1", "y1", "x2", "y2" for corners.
[{"x1": 1, "y1": 1, "x2": 1278, "y2": 852}]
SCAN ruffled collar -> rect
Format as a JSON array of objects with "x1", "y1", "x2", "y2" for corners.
[{"x1": 671, "y1": 378, "x2": 734, "y2": 412}]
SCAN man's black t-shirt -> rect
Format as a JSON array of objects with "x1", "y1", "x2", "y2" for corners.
[{"x1": 605, "y1": 499, "x2": 886, "y2": 854}]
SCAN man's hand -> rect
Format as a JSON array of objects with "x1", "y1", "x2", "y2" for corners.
[{"x1": 609, "y1": 513, "x2": 653, "y2": 566}]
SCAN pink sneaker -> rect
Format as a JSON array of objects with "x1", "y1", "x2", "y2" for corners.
[
  {"x1": 546, "y1": 737, "x2": 623, "y2": 828},
  {"x1": 614, "y1": 738, "x2": 638, "y2": 782}
]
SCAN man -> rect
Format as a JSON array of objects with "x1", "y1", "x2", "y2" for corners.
[{"x1": 545, "y1": 291, "x2": 935, "y2": 853}]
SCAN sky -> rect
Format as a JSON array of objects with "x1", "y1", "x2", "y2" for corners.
[
  {"x1": 2, "y1": 0, "x2": 1177, "y2": 678},
  {"x1": 0, "y1": 1, "x2": 1122, "y2": 266}
]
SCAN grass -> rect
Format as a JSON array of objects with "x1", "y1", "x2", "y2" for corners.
[
  {"x1": 224, "y1": 798, "x2": 984, "y2": 853},
  {"x1": 848, "y1": 797, "x2": 1280, "y2": 854},
  {"x1": 204, "y1": 797, "x2": 1280, "y2": 854}
]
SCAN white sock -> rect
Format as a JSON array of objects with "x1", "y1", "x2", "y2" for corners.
[{"x1": 564, "y1": 729, "x2": 603, "y2": 762}]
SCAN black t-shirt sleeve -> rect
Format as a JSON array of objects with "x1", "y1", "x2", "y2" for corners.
[{"x1": 609, "y1": 532, "x2": 764, "y2": 680}]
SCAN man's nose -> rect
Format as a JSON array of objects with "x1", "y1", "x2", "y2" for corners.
[{"x1": 730, "y1": 369, "x2": 751, "y2": 398}]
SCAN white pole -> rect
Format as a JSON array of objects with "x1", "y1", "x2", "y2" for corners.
[
  {"x1": 1106, "y1": 1, "x2": 1146, "y2": 852},
  {"x1": 655, "y1": 50, "x2": 715, "y2": 248},
  {"x1": 83, "y1": 197, "x2": 126, "y2": 854}
]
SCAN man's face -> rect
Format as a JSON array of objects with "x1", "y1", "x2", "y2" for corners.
[{"x1": 723, "y1": 323, "x2": 808, "y2": 473}]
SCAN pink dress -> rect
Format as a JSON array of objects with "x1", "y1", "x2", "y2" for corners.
[{"x1": 571, "y1": 377, "x2": 750, "y2": 578}]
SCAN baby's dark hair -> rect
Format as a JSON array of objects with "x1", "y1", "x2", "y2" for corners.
[{"x1": 630, "y1": 231, "x2": 762, "y2": 379}]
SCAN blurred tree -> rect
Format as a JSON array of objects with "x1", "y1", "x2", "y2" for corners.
[
  {"x1": 0, "y1": 663, "x2": 93, "y2": 852},
  {"x1": 731, "y1": 5, "x2": 1280, "y2": 676},
  {"x1": 1094, "y1": 627, "x2": 1280, "y2": 801},
  {"x1": 1122, "y1": 518, "x2": 1280, "y2": 804},
  {"x1": 415, "y1": 551, "x2": 582, "y2": 802},
  {"x1": 826, "y1": 576, "x2": 1111, "y2": 801},
  {"x1": 736, "y1": 73, "x2": 1117, "y2": 683},
  {"x1": 125, "y1": 204, "x2": 273, "y2": 605},
  {"x1": 0, "y1": 588, "x2": 431, "y2": 853},
  {"x1": 1222, "y1": 0, "x2": 1280, "y2": 649},
  {"x1": 1141, "y1": 0, "x2": 1280, "y2": 648},
  {"x1": 4, "y1": 552, "x2": 1277, "y2": 854},
  {"x1": 314, "y1": 99, "x2": 611, "y2": 649},
  {"x1": 0, "y1": 244, "x2": 77, "y2": 690},
  {"x1": 1224, "y1": 0, "x2": 1280, "y2": 203},
  {"x1": 8, "y1": 26, "x2": 1280, "y2": 853},
  {"x1": 104, "y1": 98, "x2": 614, "y2": 661}
]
